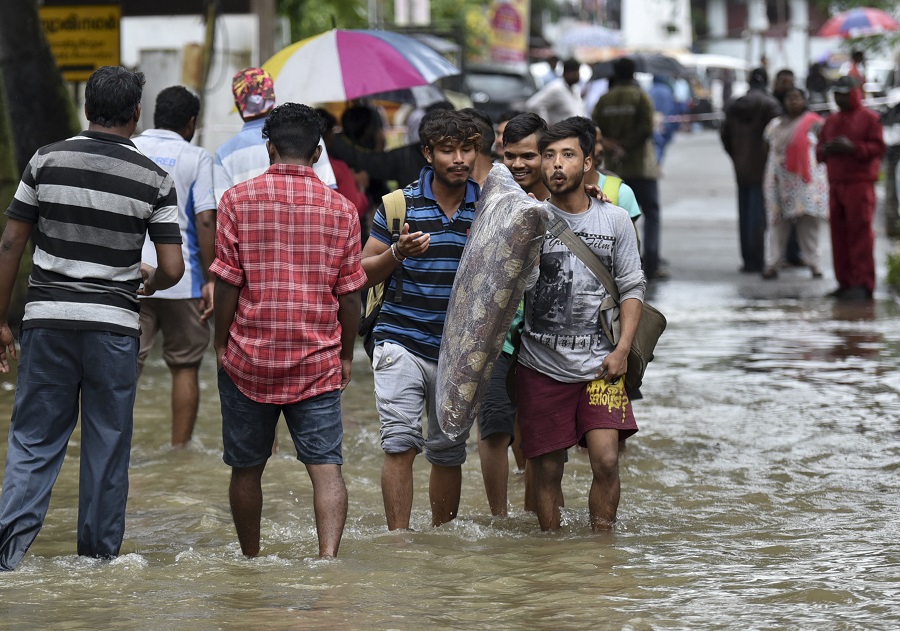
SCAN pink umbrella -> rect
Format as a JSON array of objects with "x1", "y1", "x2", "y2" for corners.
[
  {"x1": 818, "y1": 7, "x2": 900, "y2": 38},
  {"x1": 263, "y1": 29, "x2": 460, "y2": 104}
]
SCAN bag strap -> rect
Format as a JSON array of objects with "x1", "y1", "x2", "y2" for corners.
[
  {"x1": 546, "y1": 216, "x2": 620, "y2": 303},
  {"x1": 382, "y1": 189, "x2": 407, "y2": 303},
  {"x1": 600, "y1": 175, "x2": 622, "y2": 206}
]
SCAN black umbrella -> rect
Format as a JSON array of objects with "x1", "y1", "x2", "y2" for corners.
[{"x1": 591, "y1": 53, "x2": 687, "y2": 81}]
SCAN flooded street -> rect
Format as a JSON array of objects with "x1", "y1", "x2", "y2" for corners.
[{"x1": 1, "y1": 130, "x2": 899, "y2": 629}]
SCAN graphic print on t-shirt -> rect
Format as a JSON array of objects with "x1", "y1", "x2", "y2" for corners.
[{"x1": 529, "y1": 231, "x2": 614, "y2": 348}]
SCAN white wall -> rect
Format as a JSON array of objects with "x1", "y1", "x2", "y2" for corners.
[
  {"x1": 705, "y1": 36, "x2": 836, "y2": 83},
  {"x1": 119, "y1": 15, "x2": 266, "y2": 155},
  {"x1": 700, "y1": 0, "x2": 835, "y2": 83}
]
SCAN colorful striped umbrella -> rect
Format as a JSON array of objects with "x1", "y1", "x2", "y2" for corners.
[
  {"x1": 818, "y1": 8, "x2": 900, "y2": 38},
  {"x1": 263, "y1": 29, "x2": 461, "y2": 104}
]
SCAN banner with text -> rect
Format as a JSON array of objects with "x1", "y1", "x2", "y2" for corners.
[{"x1": 40, "y1": 4, "x2": 121, "y2": 82}]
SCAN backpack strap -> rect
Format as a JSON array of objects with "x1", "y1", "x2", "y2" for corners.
[
  {"x1": 600, "y1": 175, "x2": 622, "y2": 206},
  {"x1": 547, "y1": 217, "x2": 619, "y2": 301},
  {"x1": 382, "y1": 189, "x2": 407, "y2": 303}
]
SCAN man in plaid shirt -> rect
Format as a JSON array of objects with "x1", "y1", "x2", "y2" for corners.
[{"x1": 210, "y1": 103, "x2": 366, "y2": 558}]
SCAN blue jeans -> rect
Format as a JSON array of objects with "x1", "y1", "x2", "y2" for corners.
[
  {"x1": 0, "y1": 328, "x2": 138, "y2": 571},
  {"x1": 737, "y1": 185, "x2": 766, "y2": 271}
]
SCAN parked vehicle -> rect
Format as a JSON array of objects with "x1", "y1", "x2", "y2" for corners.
[
  {"x1": 675, "y1": 53, "x2": 749, "y2": 111},
  {"x1": 462, "y1": 64, "x2": 539, "y2": 123},
  {"x1": 860, "y1": 59, "x2": 896, "y2": 98}
]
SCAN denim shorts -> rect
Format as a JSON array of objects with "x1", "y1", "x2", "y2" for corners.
[
  {"x1": 218, "y1": 367, "x2": 343, "y2": 467},
  {"x1": 372, "y1": 341, "x2": 469, "y2": 467}
]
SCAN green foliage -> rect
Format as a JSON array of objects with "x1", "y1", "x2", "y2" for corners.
[
  {"x1": 0, "y1": 88, "x2": 33, "y2": 326},
  {"x1": 811, "y1": 0, "x2": 893, "y2": 11},
  {"x1": 278, "y1": 0, "x2": 367, "y2": 41},
  {"x1": 277, "y1": 0, "x2": 555, "y2": 55},
  {"x1": 887, "y1": 248, "x2": 900, "y2": 291}
]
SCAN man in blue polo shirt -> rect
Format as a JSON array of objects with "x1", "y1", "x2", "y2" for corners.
[
  {"x1": 361, "y1": 109, "x2": 482, "y2": 531},
  {"x1": 134, "y1": 85, "x2": 217, "y2": 447}
]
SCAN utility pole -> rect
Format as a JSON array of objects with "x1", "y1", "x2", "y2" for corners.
[{"x1": 252, "y1": 0, "x2": 276, "y2": 64}]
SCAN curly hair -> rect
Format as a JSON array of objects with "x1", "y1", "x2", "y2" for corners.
[
  {"x1": 153, "y1": 86, "x2": 200, "y2": 130},
  {"x1": 501, "y1": 112, "x2": 548, "y2": 146},
  {"x1": 418, "y1": 110, "x2": 483, "y2": 154},
  {"x1": 262, "y1": 103, "x2": 324, "y2": 160},
  {"x1": 538, "y1": 116, "x2": 595, "y2": 159},
  {"x1": 460, "y1": 108, "x2": 495, "y2": 157}
]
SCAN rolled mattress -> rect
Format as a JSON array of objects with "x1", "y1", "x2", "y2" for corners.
[{"x1": 436, "y1": 163, "x2": 551, "y2": 439}]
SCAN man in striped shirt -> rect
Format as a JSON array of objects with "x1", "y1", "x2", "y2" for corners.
[
  {"x1": 361, "y1": 110, "x2": 483, "y2": 531},
  {"x1": 0, "y1": 66, "x2": 184, "y2": 571}
]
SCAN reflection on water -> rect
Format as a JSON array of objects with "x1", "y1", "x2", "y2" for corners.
[{"x1": 1, "y1": 285, "x2": 900, "y2": 629}]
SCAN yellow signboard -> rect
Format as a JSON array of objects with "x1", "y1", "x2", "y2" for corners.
[{"x1": 39, "y1": 4, "x2": 121, "y2": 82}]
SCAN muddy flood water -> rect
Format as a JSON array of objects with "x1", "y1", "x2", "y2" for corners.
[{"x1": 1, "y1": 132, "x2": 899, "y2": 630}]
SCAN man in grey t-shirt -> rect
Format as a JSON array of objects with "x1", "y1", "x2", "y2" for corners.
[{"x1": 515, "y1": 116, "x2": 646, "y2": 532}]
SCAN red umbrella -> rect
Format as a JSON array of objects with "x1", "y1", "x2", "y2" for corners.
[{"x1": 818, "y1": 7, "x2": 900, "y2": 38}]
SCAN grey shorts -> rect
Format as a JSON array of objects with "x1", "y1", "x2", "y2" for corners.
[
  {"x1": 372, "y1": 341, "x2": 469, "y2": 467},
  {"x1": 139, "y1": 298, "x2": 210, "y2": 368}
]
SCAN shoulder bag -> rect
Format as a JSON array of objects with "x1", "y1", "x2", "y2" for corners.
[{"x1": 547, "y1": 216, "x2": 666, "y2": 392}]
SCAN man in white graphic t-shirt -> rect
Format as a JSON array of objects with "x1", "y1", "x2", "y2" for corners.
[{"x1": 515, "y1": 116, "x2": 646, "y2": 532}]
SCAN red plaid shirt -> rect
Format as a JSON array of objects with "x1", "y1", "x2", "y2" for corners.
[{"x1": 210, "y1": 164, "x2": 366, "y2": 404}]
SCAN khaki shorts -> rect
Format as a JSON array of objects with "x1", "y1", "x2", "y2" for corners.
[{"x1": 139, "y1": 298, "x2": 210, "y2": 368}]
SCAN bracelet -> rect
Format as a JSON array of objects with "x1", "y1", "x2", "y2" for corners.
[{"x1": 390, "y1": 243, "x2": 405, "y2": 262}]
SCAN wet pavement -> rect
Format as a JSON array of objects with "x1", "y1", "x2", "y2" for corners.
[
  {"x1": 657, "y1": 129, "x2": 891, "y2": 297},
  {"x1": 1, "y1": 129, "x2": 899, "y2": 630}
]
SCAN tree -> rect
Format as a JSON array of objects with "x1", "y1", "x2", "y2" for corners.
[
  {"x1": 0, "y1": 0, "x2": 80, "y2": 175},
  {"x1": 278, "y1": 0, "x2": 368, "y2": 41},
  {"x1": 276, "y1": 0, "x2": 557, "y2": 63},
  {"x1": 0, "y1": 0, "x2": 76, "y2": 323}
]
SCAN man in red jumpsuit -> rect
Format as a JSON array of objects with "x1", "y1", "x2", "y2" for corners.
[{"x1": 817, "y1": 76, "x2": 885, "y2": 300}]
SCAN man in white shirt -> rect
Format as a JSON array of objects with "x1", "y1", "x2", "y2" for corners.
[
  {"x1": 213, "y1": 67, "x2": 336, "y2": 202},
  {"x1": 134, "y1": 85, "x2": 217, "y2": 447},
  {"x1": 526, "y1": 59, "x2": 584, "y2": 125}
]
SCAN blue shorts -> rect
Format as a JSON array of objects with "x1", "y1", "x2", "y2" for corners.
[{"x1": 218, "y1": 367, "x2": 343, "y2": 468}]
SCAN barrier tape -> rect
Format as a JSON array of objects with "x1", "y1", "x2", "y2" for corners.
[{"x1": 664, "y1": 94, "x2": 900, "y2": 123}]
